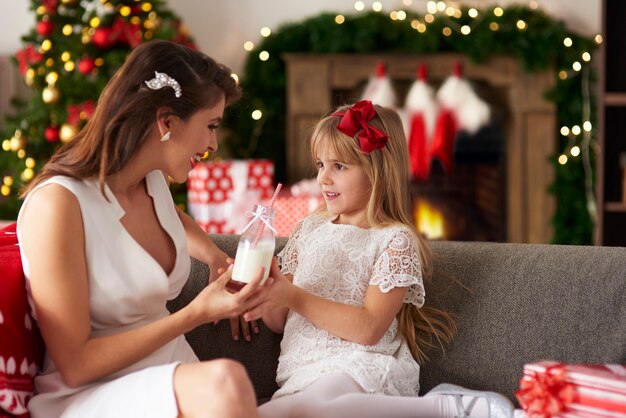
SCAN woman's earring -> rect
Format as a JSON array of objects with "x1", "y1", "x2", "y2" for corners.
[{"x1": 160, "y1": 131, "x2": 171, "y2": 142}]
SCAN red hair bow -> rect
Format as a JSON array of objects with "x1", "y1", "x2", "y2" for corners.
[{"x1": 332, "y1": 100, "x2": 389, "y2": 154}]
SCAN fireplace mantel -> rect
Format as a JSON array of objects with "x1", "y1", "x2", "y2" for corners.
[{"x1": 283, "y1": 53, "x2": 556, "y2": 243}]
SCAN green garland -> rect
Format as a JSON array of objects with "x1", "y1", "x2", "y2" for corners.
[{"x1": 221, "y1": 6, "x2": 596, "y2": 244}]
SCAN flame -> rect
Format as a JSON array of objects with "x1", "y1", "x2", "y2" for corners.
[{"x1": 415, "y1": 199, "x2": 444, "y2": 239}]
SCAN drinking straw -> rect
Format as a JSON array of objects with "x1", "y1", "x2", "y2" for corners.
[{"x1": 253, "y1": 183, "x2": 282, "y2": 246}]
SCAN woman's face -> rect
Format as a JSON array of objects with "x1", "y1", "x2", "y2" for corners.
[{"x1": 165, "y1": 95, "x2": 226, "y2": 183}]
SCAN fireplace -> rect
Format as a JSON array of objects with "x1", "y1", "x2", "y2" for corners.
[{"x1": 284, "y1": 53, "x2": 556, "y2": 243}]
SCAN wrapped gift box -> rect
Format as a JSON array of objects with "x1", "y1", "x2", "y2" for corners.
[
  {"x1": 272, "y1": 193, "x2": 323, "y2": 237},
  {"x1": 516, "y1": 361, "x2": 626, "y2": 418},
  {"x1": 187, "y1": 160, "x2": 274, "y2": 233}
]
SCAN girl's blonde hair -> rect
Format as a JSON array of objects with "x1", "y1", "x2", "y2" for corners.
[{"x1": 310, "y1": 103, "x2": 457, "y2": 363}]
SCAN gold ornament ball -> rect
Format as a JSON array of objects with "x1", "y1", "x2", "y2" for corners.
[
  {"x1": 10, "y1": 135, "x2": 27, "y2": 152},
  {"x1": 60, "y1": 123, "x2": 79, "y2": 142},
  {"x1": 25, "y1": 68, "x2": 35, "y2": 86},
  {"x1": 42, "y1": 85, "x2": 60, "y2": 104}
]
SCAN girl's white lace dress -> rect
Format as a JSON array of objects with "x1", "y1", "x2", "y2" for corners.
[{"x1": 274, "y1": 213, "x2": 426, "y2": 399}]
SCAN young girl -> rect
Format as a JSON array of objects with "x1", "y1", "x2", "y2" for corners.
[{"x1": 244, "y1": 100, "x2": 514, "y2": 418}]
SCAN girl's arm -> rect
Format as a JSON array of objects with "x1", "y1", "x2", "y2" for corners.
[
  {"x1": 20, "y1": 185, "x2": 267, "y2": 388},
  {"x1": 248, "y1": 259, "x2": 407, "y2": 345}
]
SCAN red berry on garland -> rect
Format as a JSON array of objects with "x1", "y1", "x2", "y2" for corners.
[
  {"x1": 45, "y1": 126, "x2": 60, "y2": 143},
  {"x1": 92, "y1": 27, "x2": 115, "y2": 49},
  {"x1": 36, "y1": 20, "x2": 54, "y2": 37},
  {"x1": 77, "y1": 57, "x2": 96, "y2": 75}
]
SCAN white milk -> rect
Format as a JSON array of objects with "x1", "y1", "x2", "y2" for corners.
[{"x1": 231, "y1": 240, "x2": 274, "y2": 285}]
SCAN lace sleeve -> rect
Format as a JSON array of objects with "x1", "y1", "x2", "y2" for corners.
[
  {"x1": 276, "y1": 218, "x2": 304, "y2": 275},
  {"x1": 369, "y1": 229, "x2": 425, "y2": 308}
]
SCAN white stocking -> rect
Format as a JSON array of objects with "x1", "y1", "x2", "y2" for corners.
[{"x1": 257, "y1": 374, "x2": 482, "y2": 418}]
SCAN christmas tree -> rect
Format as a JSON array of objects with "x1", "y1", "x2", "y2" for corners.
[{"x1": 0, "y1": 0, "x2": 196, "y2": 219}]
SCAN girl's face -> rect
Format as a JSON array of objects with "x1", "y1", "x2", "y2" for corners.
[
  {"x1": 315, "y1": 145, "x2": 372, "y2": 228},
  {"x1": 165, "y1": 95, "x2": 225, "y2": 183}
]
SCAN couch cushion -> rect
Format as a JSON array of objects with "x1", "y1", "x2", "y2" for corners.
[
  {"x1": 420, "y1": 241, "x2": 626, "y2": 403},
  {"x1": 0, "y1": 223, "x2": 44, "y2": 418}
]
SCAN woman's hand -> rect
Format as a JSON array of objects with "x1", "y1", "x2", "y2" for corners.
[
  {"x1": 188, "y1": 261, "x2": 269, "y2": 327},
  {"x1": 214, "y1": 259, "x2": 260, "y2": 341}
]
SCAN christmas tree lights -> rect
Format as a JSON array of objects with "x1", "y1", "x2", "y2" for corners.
[{"x1": 0, "y1": 0, "x2": 196, "y2": 218}]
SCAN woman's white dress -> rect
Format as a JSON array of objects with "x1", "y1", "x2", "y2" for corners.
[
  {"x1": 274, "y1": 213, "x2": 426, "y2": 399},
  {"x1": 17, "y1": 170, "x2": 197, "y2": 418}
]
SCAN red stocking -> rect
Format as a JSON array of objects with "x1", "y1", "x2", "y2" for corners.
[
  {"x1": 430, "y1": 109, "x2": 458, "y2": 173},
  {"x1": 408, "y1": 113, "x2": 431, "y2": 180}
]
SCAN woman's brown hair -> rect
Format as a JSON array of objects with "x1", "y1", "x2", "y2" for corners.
[
  {"x1": 22, "y1": 39, "x2": 241, "y2": 198},
  {"x1": 310, "y1": 103, "x2": 457, "y2": 363}
]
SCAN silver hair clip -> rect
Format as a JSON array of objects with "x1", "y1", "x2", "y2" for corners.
[{"x1": 144, "y1": 71, "x2": 182, "y2": 98}]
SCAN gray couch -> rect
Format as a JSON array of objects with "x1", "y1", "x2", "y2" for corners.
[{"x1": 167, "y1": 235, "x2": 626, "y2": 405}]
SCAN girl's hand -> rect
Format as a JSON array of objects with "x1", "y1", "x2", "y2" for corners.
[{"x1": 243, "y1": 258, "x2": 292, "y2": 322}]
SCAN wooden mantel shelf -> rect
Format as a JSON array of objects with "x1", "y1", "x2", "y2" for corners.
[{"x1": 605, "y1": 201, "x2": 626, "y2": 212}]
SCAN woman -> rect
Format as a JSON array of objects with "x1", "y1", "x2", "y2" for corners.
[{"x1": 17, "y1": 40, "x2": 267, "y2": 418}]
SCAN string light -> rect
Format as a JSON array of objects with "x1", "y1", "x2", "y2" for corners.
[
  {"x1": 243, "y1": 41, "x2": 254, "y2": 51},
  {"x1": 335, "y1": 15, "x2": 345, "y2": 24},
  {"x1": 251, "y1": 110, "x2": 263, "y2": 120},
  {"x1": 516, "y1": 20, "x2": 527, "y2": 30},
  {"x1": 560, "y1": 126, "x2": 570, "y2": 136},
  {"x1": 259, "y1": 51, "x2": 269, "y2": 61},
  {"x1": 558, "y1": 155, "x2": 568, "y2": 165},
  {"x1": 260, "y1": 27, "x2": 271, "y2": 37},
  {"x1": 493, "y1": 7, "x2": 504, "y2": 17},
  {"x1": 461, "y1": 25, "x2": 471, "y2": 35},
  {"x1": 372, "y1": 2, "x2": 382, "y2": 12},
  {"x1": 570, "y1": 146, "x2": 581, "y2": 157},
  {"x1": 354, "y1": 1, "x2": 364, "y2": 11},
  {"x1": 563, "y1": 37, "x2": 573, "y2": 47}
]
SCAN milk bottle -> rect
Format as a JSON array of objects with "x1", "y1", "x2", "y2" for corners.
[{"x1": 227, "y1": 204, "x2": 275, "y2": 292}]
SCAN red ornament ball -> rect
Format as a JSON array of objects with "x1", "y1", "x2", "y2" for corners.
[
  {"x1": 77, "y1": 57, "x2": 96, "y2": 75},
  {"x1": 92, "y1": 27, "x2": 115, "y2": 49},
  {"x1": 36, "y1": 20, "x2": 54, "y2": 37},
  {"x1": 45, "y1": 126, "x2": 60, "y2": 143}
]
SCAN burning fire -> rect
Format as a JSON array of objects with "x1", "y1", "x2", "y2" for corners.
[{"x1": 415, "y1": 199, "x2": 444, "y2": 239}]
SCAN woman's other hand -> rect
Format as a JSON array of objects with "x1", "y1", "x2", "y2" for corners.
[{"x1": 215, "y1": 259, "x2": 260, "y2": 342}]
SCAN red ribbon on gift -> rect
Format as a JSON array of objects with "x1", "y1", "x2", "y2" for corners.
[
  {"x1": 332, "y1": 100, "x2": 389, "y2": 154},
  {"x1": 516, "y1": 364, "x2": 578, "y2": 418}
]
